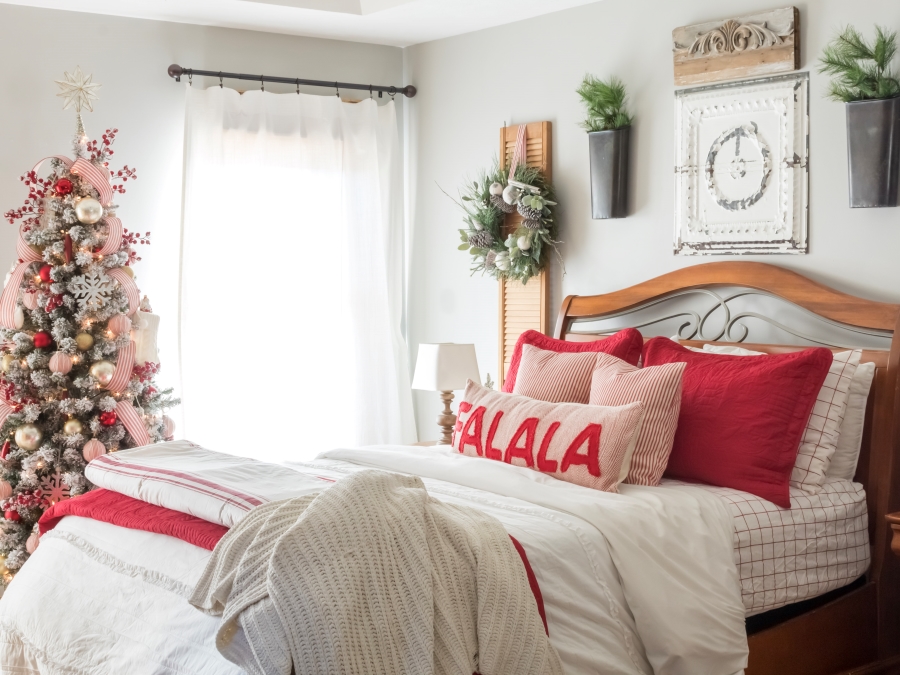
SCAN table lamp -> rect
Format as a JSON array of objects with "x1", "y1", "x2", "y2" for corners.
[{"x1": 412, "y1": 343, "x2": 480, "y2": 445}]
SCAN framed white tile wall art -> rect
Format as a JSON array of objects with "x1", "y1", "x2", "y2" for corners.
[{"x1": 674, "y1": 72, "x2": 809, "y2": 255}]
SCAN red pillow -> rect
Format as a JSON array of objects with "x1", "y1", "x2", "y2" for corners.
[
  {"x1": 642, "y1": 337, "x2": 832, "y2": 508},
  {"x1": 503, "y1": 329, "x2": 643, "y2": 393}
]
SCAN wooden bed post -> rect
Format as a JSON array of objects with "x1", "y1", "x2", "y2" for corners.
[{"x1": 497, "y1": 122, "x2": 552, "y2": 388}]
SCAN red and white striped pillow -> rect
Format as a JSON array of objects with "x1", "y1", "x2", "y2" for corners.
[
  {"x1": 511, "y1": 344, "x2": 599, "y2": 404},
  {"x1": 453, "y1": 380, "x2": 645, "y2": 493},
  {"x1": 589, "y1": 353, "x2": 685, "y2": 486}
]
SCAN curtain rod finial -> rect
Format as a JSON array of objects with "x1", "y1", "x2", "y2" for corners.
[
  {"x1": 167, "y1": 64, "x2": 184, "y2": 81},
  {"x1": 403, "y1": 85, "x2": 417, "y2": 98}
]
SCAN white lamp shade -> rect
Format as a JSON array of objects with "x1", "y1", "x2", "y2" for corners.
[{"x1": 412, "y1": 343, "x2": 480, "y2": 391}]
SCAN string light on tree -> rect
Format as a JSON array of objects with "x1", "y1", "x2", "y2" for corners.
[{"x1": 0, "y1": 68, "x2": 179, "y2": 588}]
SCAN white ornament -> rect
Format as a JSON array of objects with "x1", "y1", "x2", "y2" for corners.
[
  {"x1": 489, "y1": 182, "x2": 504, "y2": 196},
  {"x1": 74, "y1": 197, "x2": 103, "y2": 225},
  {"x1": 517, "y1": 235, "x2": 531, "y2": 251},
  {"x1": 39, "y1": 472, "x2": 70, "y2": 505},
  {"x1": 494, "y1": 252, "x2": 510, "y2": 271},
  {"x1": 69, "y1": 271, "x2": 115, "y2": 311},
  {"x1": 13, "y1": 306, "x2": 24, "y2": 329},
  {"x1": 132, "y1": 311, "x2": 160, "y2": 366},
  {"x1": 502, "y1": 184, "x2": 521, "y2": 205},
  {"x1": 4, "y1": 262, "x2": 16, "y2": 288}
]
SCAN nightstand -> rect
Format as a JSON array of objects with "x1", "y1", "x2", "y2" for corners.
[{"x1": 887, "y1": 512, "x2": 900, "y2": 558}]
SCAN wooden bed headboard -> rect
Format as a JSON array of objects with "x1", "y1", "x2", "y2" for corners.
[{"x1": 553, "y1": 261, "x2": 900, "y2": 669}]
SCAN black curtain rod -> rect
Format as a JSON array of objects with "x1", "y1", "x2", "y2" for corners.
[{"x1": 167, "y1": 64, "x2": 416, "y2": 98}]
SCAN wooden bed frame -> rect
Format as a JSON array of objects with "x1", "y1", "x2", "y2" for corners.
[{"x1": 552, "y1": 262, "x2": 900, "y2": 675}]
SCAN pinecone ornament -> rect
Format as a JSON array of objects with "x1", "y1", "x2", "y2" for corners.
[
  {"x1": 468, "y1": 231, "x2": 494, "y2": 249},
  {"x1": 517, "y1": 202, "x2": 543, "y2": 221},
  {"x1": 490, "y1": 194, "x2": 516, "y2": 214},
  {"x1": 523, "y1": 219, "x2": 543, "y2": 230}
]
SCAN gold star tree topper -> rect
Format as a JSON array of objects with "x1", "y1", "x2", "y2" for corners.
[{"x1": 55, "y1": 67, "x2": 101, "y2": 113}]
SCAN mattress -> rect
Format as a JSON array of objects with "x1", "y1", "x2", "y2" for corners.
[{"x1": 664, "y1": 477, "x2": 870, "y2": 615}]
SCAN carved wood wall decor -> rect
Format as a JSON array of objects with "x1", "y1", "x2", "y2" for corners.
[
  {"x1": 497, "y1": 122, "x2": 552, "y2": 387},
  {"x1": 673, "y1": 7, "x2": 800, "y2": 86}
]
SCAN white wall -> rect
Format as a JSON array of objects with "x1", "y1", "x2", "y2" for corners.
[
  {"x1": 405, "y1": 0, "x2": 900, "y2": 439},
  {"x1": 0, "y1": 3, "x2": 403, "y2": 406}
]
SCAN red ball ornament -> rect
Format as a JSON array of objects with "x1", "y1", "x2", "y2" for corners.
[
  {"x1": 4, "y1": 509, "x2": 19, "y2": 522},
  {"x1": 55, "y1": 178, "x2": 73, "y2": 196},
  {"x1": 33, "y1": 332, "x2": 52, "y2": 349},
  {"x1": 99, "y1": 411, "x2": 117, "y2": 426},
  {"x1": 38, "y1": 265, "x2": 52, "y2": 283}
]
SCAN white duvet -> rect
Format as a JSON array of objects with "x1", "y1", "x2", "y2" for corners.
[{"x1": 0, "y1": 444, "x2": 748, "y2": 675}]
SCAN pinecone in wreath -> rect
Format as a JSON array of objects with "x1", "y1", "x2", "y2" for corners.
[
  {"x1": 467, "y1": 231, "x2": 494, "y2": 249},
  {"x1": 484, "y1": 250, "x2": 497, "y2": 270},
  {"x1": 523, "y1": 219, "x2": 543, "y2": 230},
  {"x1": 490, "y1": 194, "x2": 516, "y2": 214},
  {"x1": 517, "y1": 202, "x2": 543, "y2": 221}
]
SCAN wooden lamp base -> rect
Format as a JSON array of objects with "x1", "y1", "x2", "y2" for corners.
[{"x1": 437, "y1": 390, "x2": 456, "y2": 445}]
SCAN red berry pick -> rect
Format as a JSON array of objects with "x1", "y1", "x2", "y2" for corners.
[
  {"x1": 99, "y1": 411, "x2": 117, "y2": 426},
  {"x1": 32, "y1": 332, "x2": 52, "y2": 349},
  {"x1": 4, "y1": 509, "x2": 19, "y2": 522},
  {"x1": 38, "y1": 265, "x2": 52, "y2": 283}
]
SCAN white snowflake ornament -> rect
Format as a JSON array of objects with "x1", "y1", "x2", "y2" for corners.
[
  {"x1": 40, "y1": 472, "x2": 71, "y2": 505},
  {"x1": 69, "y1": 271, "x2": 115, "y2": 311}
]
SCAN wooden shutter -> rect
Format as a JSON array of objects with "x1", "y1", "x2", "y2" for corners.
[{"x1": 497, "y1": 122, "x2": 552, "y2": 388}]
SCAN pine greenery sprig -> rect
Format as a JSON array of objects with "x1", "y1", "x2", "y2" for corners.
[
  {"x1": 818, "y1": 25, "x2": 900, "y2": 102},
  {"x1": 576, "y1": 75, "x2": 633, "y2": 132}
]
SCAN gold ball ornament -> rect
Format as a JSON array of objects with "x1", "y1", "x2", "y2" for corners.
[
  {"x1": 1, "y1": 354, "x2": 14, "y2": 372},
  {"x1": 14, "y1": 424, "x2": 42, "y2": 451},
  {"x1": 63, "y1": 418, "x2": 83, "y2": 436},
  {"x1": 74, "y1": 197, "x2": 103, "y2": 224},
  {"x1": 75, "y1": 333, "x2": 94, "y2": 351},
  {"x1": 121, "y1": 266, "x2": 135, "y2": 278},
  {"x1": 89, "y1": 360, "x2": 115, "y2": 387},
  {"x1": 0, "y1": 555, "x2": 7, "y2": 577}
]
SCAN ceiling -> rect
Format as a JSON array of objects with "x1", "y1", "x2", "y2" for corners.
[{"x1": 1, "y1": 0, "x2": 601, "y2": 47}]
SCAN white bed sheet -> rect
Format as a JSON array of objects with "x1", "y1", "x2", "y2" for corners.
[{"x1": 0, "y1": 444, "x2": 749, "y2": 675}]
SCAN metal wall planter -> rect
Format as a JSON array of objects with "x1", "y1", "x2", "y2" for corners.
[
  {"x1": 589, "y1": 127, "x2": 630, "y2": 219},
  {"x1": 846, "y1": 97, "x2": 900, "y2": 208}
]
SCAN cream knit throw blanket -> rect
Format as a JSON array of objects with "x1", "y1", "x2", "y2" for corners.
[{"x1": 189, "y1": 470, "x2": 562, "y2": 675}]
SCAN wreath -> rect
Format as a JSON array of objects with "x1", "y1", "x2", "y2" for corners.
[{"x1": 451, "y1": 162, "x2": 559, "y2": 284}]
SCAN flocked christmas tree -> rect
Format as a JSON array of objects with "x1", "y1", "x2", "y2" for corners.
[{"x1": 0, "y1": 68, "x2": 178, "y2": 586}]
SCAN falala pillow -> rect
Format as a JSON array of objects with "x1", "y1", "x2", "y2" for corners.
[
  {"x1": 643, "y1": 337, "x2": 833, "y2": 508},
  {"x1": 589, "y1": 353, "x2": 685, "y2": 486},
  {"x1": 512, "y1": 344, "x2": 602, "y2": 404},
  {"x1": 698, "y1": 343, "x2": 861, "y2": 493},
  {"x1": 453, "y1": 380, "x2": 644, "y2": 493},
  {"x1": 503, "y1": 328, "x2": 643, "y2": 394}
]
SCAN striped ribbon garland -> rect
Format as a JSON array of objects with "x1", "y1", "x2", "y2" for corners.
[
  {"x1": 98, "y1": 217, "x2": 123, "y2": 256},
  {"x1": 32, "y1": 155, "x2": 113, "y2": 206},
  {"x1": 115, "y1": 400, "x2": 150, "y2": 447},
  {"x1": 507, "y1": 124, "x2": 527, "y2": 183},
  {"x1": 106, "y1": 268, "x2": 140, "y2": 316},
  {"x1": 0, "y1": 402, "x2": 14, "y2": 430},
  {"x1": 107, "y1": 341, "x2": 135, "y2": 393},
  {"x1": 0, "y1": 226, "x2": 43, "y2": 329}
]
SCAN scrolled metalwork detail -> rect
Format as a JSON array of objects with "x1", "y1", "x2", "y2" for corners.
[{"x1": 568, "y1": 287, "x2": 892, "y2": 349}]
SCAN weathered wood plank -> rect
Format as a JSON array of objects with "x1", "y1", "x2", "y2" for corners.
[{"x1": 672, "y1": 6, "x2": 799, "y2": 85}]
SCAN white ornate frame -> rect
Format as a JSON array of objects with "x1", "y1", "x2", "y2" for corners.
[{"x1": 674, "y1": 72, "x2": 809, "y2": 255}]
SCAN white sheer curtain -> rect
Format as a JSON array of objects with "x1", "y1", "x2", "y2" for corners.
[{"x1": 180, "y1": 87, "x2": 415, "y2": 461}]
